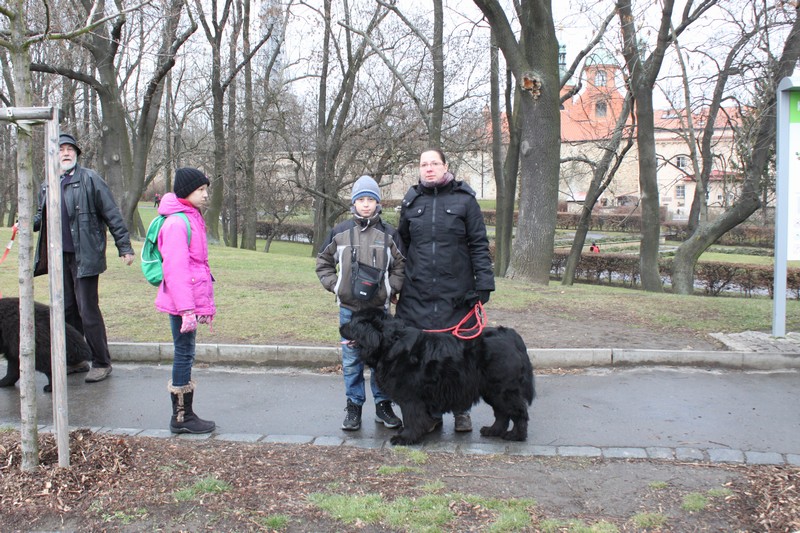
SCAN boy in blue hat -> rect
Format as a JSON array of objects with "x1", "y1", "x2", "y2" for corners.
[{"x1": 316, "y1": 175, "x2": 405, "y2": 431}]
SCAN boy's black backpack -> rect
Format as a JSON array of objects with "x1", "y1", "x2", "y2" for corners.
[{"x1": 141, "y1": 212, "x2": 191, "y2": 286}]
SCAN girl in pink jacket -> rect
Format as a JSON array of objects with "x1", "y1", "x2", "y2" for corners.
[{"x1": 155, "y1": 167, "x2": 216, "y2": 434}]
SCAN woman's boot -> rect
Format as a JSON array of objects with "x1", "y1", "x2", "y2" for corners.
[{"x1": 168, "y1": 380, "x2": 216, "y2": 434}]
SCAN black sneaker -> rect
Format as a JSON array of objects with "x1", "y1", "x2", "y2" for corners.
[
  {"x1": 374, "y1": 400, "x2": 402, "y2": 429},
  {"x1": 341, "y1": 400, "x2": 362, "y2": 431}
]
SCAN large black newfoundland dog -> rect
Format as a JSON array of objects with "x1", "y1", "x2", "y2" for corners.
[
  {"x1": 0, "y1": 297, "x2": 91, "y2": 393},
  {"x1": 340, "y1": 308, "x2": 535, "y2": 445}
]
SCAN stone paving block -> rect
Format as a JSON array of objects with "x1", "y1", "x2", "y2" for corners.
[
  {"x1": 104, "y1": 427, "x2": 143, "y2": 436},
  {"x1": 707, "y1": 448, "x2": 745, "y2": 463},
  {"x1": 139, "y1": 429, "x2": 174, "y2": 439},
  {"x1": 176, "y1": 432, "x2": 213, "y2": 441},
  {"x1": 786, "y1": 454, "x2": 800, "y2": 466},
  {"x1": 460, "y1": 442, "x2": 507, "y2": 456},
  {"x1": 313, "y1": 436, "x2": 345, "y2": 447},
  {"x1": 507, "y1": 444, "x2": 557, "y2": 456},
  {"x1": 262, "y1": 434, "x2": 314, "y2": 444},
  {"x1": 215, "y1": 433, "x2": 263, "y2": 443},
  {"x1": 675, "y1": 447, "x2": 705, "y2": 462},
  {"x1": 646, "y1": 447, "x2": 675, "y2": 460},
  {"x1": 603, "y1": 447, "x2": 648, "y2": 459},
  {"x1": 343, "y1": 437, "x2": 386, "y2": 450},
  {"x1": 558, "y1": 445, "x2": 602, "y2": 458},
  {"x1": 745, "y1": 451, "x2": 785, "y2": 465},
  {"x1": 422, "y1": 441, "x2": 459, "y2": 454}
]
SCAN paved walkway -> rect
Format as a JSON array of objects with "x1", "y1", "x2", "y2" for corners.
[{"x1": 2, "y1": 348, "x2": 799, "y2": 467}]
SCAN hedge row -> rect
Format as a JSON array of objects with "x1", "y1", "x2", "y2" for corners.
[
  {"x1": 255, "y1": 221, "x2": 314, "y2": 242},
  {"x1": 551, "y1": 252, "x2": 800, "y2": 297}
]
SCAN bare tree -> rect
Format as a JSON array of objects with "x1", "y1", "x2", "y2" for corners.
[
  {"x1": 473, "y1": 0, "x2": 561, "y2": 284},
  {"x1": 309, "y1": 0, "x2": 391, "y2": 253},
  {"x1": 616, "y1": 0, "x2": 717, "y2": 291},
  {"x1": 671, "y1": 2, "x2": 800, "y2": 294},
  {"x1": 30, "y1": 0, "x2": 196, "y2": 233},
  {"x1": 194, "y1": 0, "x2": 278, "y2": 243}
]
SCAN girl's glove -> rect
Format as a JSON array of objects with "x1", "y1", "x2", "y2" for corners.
[
  {"x1": 180, "y1": 311, "x2": 197, "y2": 333},
  {"x1": 197, "y1": 315, "x2": 212, "y2": 325}
]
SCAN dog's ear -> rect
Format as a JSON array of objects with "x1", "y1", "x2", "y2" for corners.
[{"x1": 386, "y1": 327, "x2": 421, "y2": 364}]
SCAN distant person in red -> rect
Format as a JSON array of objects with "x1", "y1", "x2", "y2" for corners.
[
  {"x1": 154, "y1": 193, "x2": 161, "y2": 208},
  {"x1": 589, "y1": 242, "x2": 600, "y2": 253}
]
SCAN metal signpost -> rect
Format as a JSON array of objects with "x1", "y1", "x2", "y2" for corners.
[{"x1": 773, "y1": 76, "x2": 800, "y2": 337}]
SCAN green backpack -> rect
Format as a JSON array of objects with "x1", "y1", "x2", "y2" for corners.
[{"x1": 141, "y1": 212, "x2": 191, "y2": 286}]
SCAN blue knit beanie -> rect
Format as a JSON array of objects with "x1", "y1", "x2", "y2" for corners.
[{"x1": 351, "y1": 175, "x2": 381, "y2": 204}]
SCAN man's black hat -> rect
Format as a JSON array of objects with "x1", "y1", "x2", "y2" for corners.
[{"x1": 59, "y1": 133, "x2": 82, "y2": 156}]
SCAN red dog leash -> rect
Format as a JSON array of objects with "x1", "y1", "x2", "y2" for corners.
[
  {"x1": 0, "y1": 223, "x2": 18, "y2": 298},
  {"x1": 424, "y1": 302, "x2": 487, "y2": 340},
  {"x1": 0, "y1": 223, "x2": 17, "y2": 266}
]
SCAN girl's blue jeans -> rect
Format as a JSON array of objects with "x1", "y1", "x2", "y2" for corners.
[
  {"x1": 170, "y1": 314, "x2": 196, "y2": 386},
  {"x1": 340, "y1": 307, "x2": 389, "y2": 405}
]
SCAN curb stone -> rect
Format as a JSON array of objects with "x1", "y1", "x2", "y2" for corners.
[{"x1": 3, "y1": 423, "x2": 793, "y2": 466}]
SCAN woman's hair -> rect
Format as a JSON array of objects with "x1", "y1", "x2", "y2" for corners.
[{"x1": 421, "y1": 148, "x2": 446, "y2": 165}]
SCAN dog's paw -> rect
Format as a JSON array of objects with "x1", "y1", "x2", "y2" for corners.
[
  {"x1": 390, "y1": 434, "x2": 420, "y2": 446},
  {"x1": 0, "y1": 376, "x2": 19, "y2": 387},
  {"x1": 502, "y1": 430, "x2": 527, "y2": 441},
  {"x1": 480, "y1": 425, "x2": 505, "y2": 438}
]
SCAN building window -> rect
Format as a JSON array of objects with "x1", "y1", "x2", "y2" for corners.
[
  {"x1": 676, "y1": 155, "x2": 689, "y2": 169},
  {"x1": 595, "y1": 102, "x2": 607, "y2": 118},
  {"x1": 595, "y1": 70, "x2": 607, "y2": 86},
  {"x1": 676, "y1": 185, "x2": 685, "y2": 199}
]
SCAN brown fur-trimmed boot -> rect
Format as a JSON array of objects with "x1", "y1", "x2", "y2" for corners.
[{"x1": 168, "y1": 380, "x2": 216, "y2": 434}]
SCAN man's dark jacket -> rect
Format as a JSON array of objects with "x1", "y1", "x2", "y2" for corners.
[
  {"x1": 33, "y1": 164, "x2": 133, "y2": 278},
  {"x1": 395, "y1": 179, "x2": 495, "y2": 329}
]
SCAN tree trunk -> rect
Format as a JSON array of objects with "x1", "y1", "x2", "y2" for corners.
[
  {"x1": 475, "y1": 0, "x2": 561, "y2": 284},
  {"x1": 429, "y1": 0, "x2": 444, "y2": 147},
  {"x1": 240, "y1": 0, "x2": 257, "y2": 250},
  {"x1": 632, "y1": 89, "x2": 663, "y2": 291},
  {"x1": 562, "y1": 96, "x2": 633, "y2": 285},
  {"x1": 8, "y1": 5, "x2": 40, "y2": 470},
  {"x1": 491, "y1": 39, "x2": 520, "y2": 277}
]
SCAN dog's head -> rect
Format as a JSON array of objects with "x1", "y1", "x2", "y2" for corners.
[{"x1": 340, "y1": 309, "x2": 421, "y2": 367}]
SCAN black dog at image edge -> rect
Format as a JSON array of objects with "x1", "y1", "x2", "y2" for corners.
[
  {"x1": 340, "y1": 308, "x2": 535, "y2": 445},
  {"x1": 0, "y1": 297, "x2": 91, "y2": 393}
]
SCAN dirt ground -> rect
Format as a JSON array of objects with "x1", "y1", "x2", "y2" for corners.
[
  {"x1": 486, "y1": 308, "x2": 724, "y2": 351},
  {"x1": 2, "y1": 310, "x2": 796, "y2": 532},
  {"x1": 0, "y1": 429, "x2": 798, "y2": 532}
]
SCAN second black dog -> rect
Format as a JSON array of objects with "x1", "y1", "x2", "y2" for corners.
[
  {"x1": 0, "y1": 297, "x2": 92, "y2": 393},
  {"x1": 340, "y1": 308, "x2": 535, "y2": 445}
]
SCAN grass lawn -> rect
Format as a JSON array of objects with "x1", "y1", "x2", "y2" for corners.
[{"x1": 0, "y1": 216, "x2": 798, "y2": 345}]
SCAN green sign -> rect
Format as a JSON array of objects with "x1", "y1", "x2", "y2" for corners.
[{"x1": 791, "y1": 92, "x2": 800, "y2": 123}]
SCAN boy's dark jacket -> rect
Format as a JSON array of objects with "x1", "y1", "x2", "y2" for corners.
[
  {"x1": 315, "y1": 214, "x2": 405, "y2": 311},
  {"x1": 33, "y1": 164, "x2": 133, "y2": 278}
]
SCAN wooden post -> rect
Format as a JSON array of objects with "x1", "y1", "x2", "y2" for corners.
[
  {"x1": 44, "y1": 117, "x2": 70, "y2": 467},
  {"x1": 0, "y1": 106, "x2": 70, "y2": 467}
]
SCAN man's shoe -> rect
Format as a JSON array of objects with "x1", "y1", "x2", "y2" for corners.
[
  {"x1": 341, "y1": 399, "x2": 362, "y2": 431},
  {"x1": 85, "y1": 366, "x2": 112, "y2": 383},
  {"x1": 374, "y1": 400, "x2": 402, "y2": 429},
  {"x1": 454, "y1": 413, "x2": 473, "y2": 432},
  {"x1": 67, "y1": 361, "x2": 90, "y2": 374}
]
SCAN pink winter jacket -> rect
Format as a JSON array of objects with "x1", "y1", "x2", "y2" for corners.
[{"x1": 154, "y1": 193, "x2": 216, "y2": 317}]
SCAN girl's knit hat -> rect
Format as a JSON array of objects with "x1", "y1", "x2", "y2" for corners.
[{"x1": 174, "y1": 167, "x2": 210, "y2": 198}]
